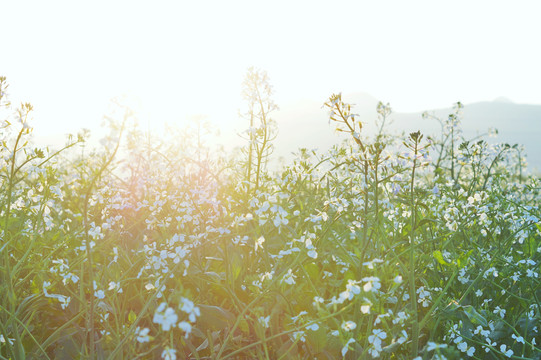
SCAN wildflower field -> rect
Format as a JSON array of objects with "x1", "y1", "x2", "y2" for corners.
[{"x1": 0, "y1": 71, "x2": 540, "y2": 360}]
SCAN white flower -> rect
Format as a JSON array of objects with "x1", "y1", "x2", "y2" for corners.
[
  {"x1": 180, "y1": 297, "x2": 200, "y2": 322},
  {"x1": 281, "y1": 269, "x2": 296, "y2": 285},
  {"x1": 312, "y1": 296, "x2": 324, "y2": 306},
  {"x1": 291, "y1": 331, "x2": 306, "y2": 342},
  {"x1": 255, "y1": 236, "x2": 265, "y2": 251},
  {"x1": 145, "y1": 283, "x2": 155, "y2": 290},
  {"x1": 43, "y1": 281, "x2": 71, "y2": 309},
  {"x1": 291, "y1": 311, "x2": 307, "y2": 323},
  {"x1": 136, "y1": 327, "x2": 150, "y2": 343},
  {"x1": 153, "y1": 303, "x2": 178, "y2": 331},
  {"x1": 258, "y1": 316, "x2": 270, "y2": 328},
  {"x1": 362, "y1": 258, "x2": 383, "y2": 269},
  {"x1": 0, "y1": 335, "x2": 14, "y2": 345},
  {"x1": 339, "y1": 279, "x2": 362, "y2": 302},
  {"x1": 307, "y1": 249, "x2": 318, "y2": 259},
  {"x1": 170, "y1": 246, "x2": 188, "y2": 264},
  {"x1": 342, "y1": 320, "x2": 357, "y2": 331},
  {"x1": 161, "y1": 347, "x2": 177, "y2": 360},
  {"x1": 342, "y1": 338, "x2": 355, "y2": 357},
  {"x1": 457, "y1": 341, "x2": 468, "y2": 352},
  {"x1": 511, "y1": 334, "x2": 525, "y2": 344},
  {"x1": 368, "y1": 329, "x2": 387, "y2": 350},
  {"x1": 177, "y1": 321, "x2": 192, "y2": 337},
  {"x1": 396, "y1": 330, "x2": 408, "y2": 344},
  {"x1": 306, "y1": 323, "x2": 319, "y2": 331},
  {"x1": 108, "y1": 281, "x2": 123, "y2": 293},
  {"x1": 493, "y1": 306, "x2": 506, "y2": 319},
  {"x1": 273, "y1": 213, "x2": 289, "y2": 227},
  {"x1": 392, "y1": 311, "x2": 409, "y2": 325},
  {"x1": 362, "y1": 277, "x2": 381, "y2": 292},
  {"x1": 500, "y1": 344, "x2": 513, "y2": 357},
  {"x1": 260, "y1": 271, "x2": 274, "y2": 282},
  {"x1": 346, "y1": 279, "x2": 361, "y2": 296},
  {"x1": 416, "y1": 286, "x2": 432, "y2": 307}
]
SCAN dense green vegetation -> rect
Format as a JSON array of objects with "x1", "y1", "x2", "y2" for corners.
[{"x1": 0, "y1": 71, "x2": 539, "y2": 359}]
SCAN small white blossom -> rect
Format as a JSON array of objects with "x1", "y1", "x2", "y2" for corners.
[
  {"x1": 136, "y1": 327, "x2": 150, "y2": 343},
  {"x1": 255, "y1": 236, "x2": 265, "y2": 252},
  {"x1": 291, "y1": 331, "x2": 306, "y2": 342},
  {"x1": 258, "y1": 315, "x2": 270, "y2": 328},
  {"x1": 161, "y1": 347, "x2": 176, "y2": 360},
  {"x1": 177, "y1": 321, "x2": 192, "y2": 337},
  {"x1": 500, "y1": 344, "x2": 513, "y2": 357},
  {"x1": 493, "y1": 306, "x2": 506, "y2": 319},
  {"x1": 362, "y1": 277, "x2": 381, "y2": 292},
  {"x1": 342, "y1": 338, "x2": 355, "y2": 357},
  {"x1": 342, "y1": 320, "x2": 357, "y2": 331},
  {"x1": 153, "y1": 303, "x2": 178, "y2": 331},
  {"x1": 511, "y1": 334, "x2": 525, "y2": 344},
  {"x1": 179, "y1": 297, "x2": 200, "y2": 322},
  {"x1": 0, "y1": 335, "x2": 14, "y2": 345},
  {"x1": 281, "y1": 269, "x2": 296, "y2": 285}
]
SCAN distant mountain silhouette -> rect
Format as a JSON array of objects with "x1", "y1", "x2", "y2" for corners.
[
  {"x1": 492, "y1": 96, "x2": 514, "y2": 103},
  {"x1": 274, "y1": 94, "x2": 541, "y2": 172},
  {"x1": 32, "y1": 93, "x2": 540, "y2": 173}
]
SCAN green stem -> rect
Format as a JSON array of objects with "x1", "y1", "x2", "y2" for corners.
[
  {"x1": 409, "y1": 135, "x2": 419, "y2": 356},
  {"x1": 2, "y1": 124, "x2": 26, "y2": 359}
]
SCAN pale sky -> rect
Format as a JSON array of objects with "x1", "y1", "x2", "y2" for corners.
[{"x1": 2, "y1": 0, "x2": 541, "y2": 138}]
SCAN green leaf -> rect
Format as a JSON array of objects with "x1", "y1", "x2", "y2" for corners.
[
  {"x1": 342, "y1": 270, "x2": 355, "y2": 285},
  {"x1": 204, "y1": 271, "x2": 224, "y2": 282},
  {"x1": 238, "y1": 317, "x2": 250, "y2": 334},
  {"x1": 433, "y1": 250, "x2": 450, "y2": 266},
  {"x1": 306, "y1": 326, "x2": 327, "y2": 354},
  {"x1": 128, "y1": 310, "x2": 137, "y2": 323},
  {"x1": 462, "y1": 305, "x2": 487, "y2": 327},
  {"x1": 230, "y1": 252, "x2": 243, "y2": 281},
  {"x1": 204, "y1": 256, "x2": 223, "y2": 262},
  {"x1": 196, "y1": 305, "x2": 236, "y2": 332},
  {"x1": 304, "y1": 262, "x2": 320, "y2": 281},
  {"x1": 457, "y1": 250, "x2": 474, "y2": 269}
]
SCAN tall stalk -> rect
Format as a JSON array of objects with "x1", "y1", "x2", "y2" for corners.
[
  {"x1": 247, "y1": 109, "x2": 254, "y2": 192},
  {"x1": 450, "y1": 115, "x2": 455, "y2": 182},
  {"x1": 240, "y1": 68, "x2": 277, "y2": 195},
  {"x1": 2, "y1": 119, "x2": 28, "y2": 359},
  {"x1": 407, "y1": 131, "x2": 422, "y2": 356}
]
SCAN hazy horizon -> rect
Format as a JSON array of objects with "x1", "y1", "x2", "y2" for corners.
[{"x1": 3, "y1": 0, "x2": 541, "y2": 140}]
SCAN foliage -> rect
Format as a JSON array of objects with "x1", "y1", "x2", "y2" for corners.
[{"x1": 0, "y1": 75, "x2": 540, "y2": 360}]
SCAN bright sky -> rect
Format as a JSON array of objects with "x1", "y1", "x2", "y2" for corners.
[{"x1": 2, "y1": 0, "x2": 541, "y2": 138}]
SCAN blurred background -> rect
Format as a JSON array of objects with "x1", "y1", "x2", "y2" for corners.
[{"x1": 2, "y1": 0, "x2": 540, "y2": 170}]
